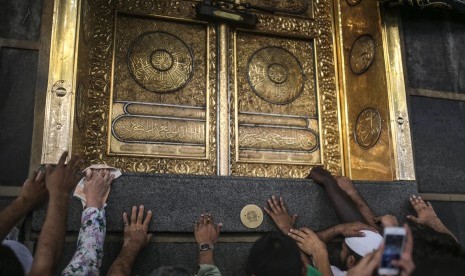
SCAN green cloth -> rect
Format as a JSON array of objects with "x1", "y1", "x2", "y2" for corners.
[
  {"x1": 197, "y1": 264, "x2": 221, "y2": 276},
  {"x1": 306, "y1": 265, "x2": 322, "y2": 276}
]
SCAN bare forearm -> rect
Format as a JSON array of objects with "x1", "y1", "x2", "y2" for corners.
[
  {"x1": 30, "y1": 195, "x2": 69, "y2": 275},
  {"x1": 428, "y1": 219, "x2": 458, "y2": 242},
  {"x1": 199, "y1": 250, "x2": 214, "y2": 265},
  {"x1": 107, "y1": 246, "x2": 140, "y2": 276},
  {"x1": 0, "y1": 197, "x2": 31, "y2": 240},
  {"x1": 316, "y1": 225, "x2": 340, "y2": 243},
  {"x1": 345, "y1": 191, "x2": 379, "y2": 229},
  {"x1": 312, "y1": 247, "x2": 332, "y2": 276}
]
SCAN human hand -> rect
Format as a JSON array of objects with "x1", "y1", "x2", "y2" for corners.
[
  {"x1": 407, "y1": 195, "x2": 439, "y2": 226},
  {"x1": 307, "y1": 166, "x2": 334, "y2": 184},
  {"x1": 288, "y1": 227, "x2": 326, "y2": 256},
  {"x1": 264, "y1": 195, "x2": 297, "y2": 234},
  {"x1": 123, "y1": 205, "x2": 153, "y2": 252},
  {"x1": 84, "y1": 169, "x2": 114, "y2": 209},
  {"x1": 194, "y1": 213, "x2": 221, "y2": 247},
  {"x1": 374, "y1": 214, "x2": 399, "y2": 227},
  {"x1": 346, "y1": 244, "x2": 383, "y2": 276},
  {"x1": 336, "y1": 222, "x2": 378, "y2": 237},
  {"x1": 45, "y1": 152, "x2": 83, "y2": 198},
  {"x1": 19, "y1": 171, "x2": 48, "y2": 209},
  {"x1": 391, "y1": 224, "x2": 415, "y2": 276}
]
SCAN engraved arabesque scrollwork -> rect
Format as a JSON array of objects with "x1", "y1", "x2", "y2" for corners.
[
  {"x1": 247, "y1": 46, "x2": 305, "y2": 105},
  {"x1": 127, "y1": 31, "x2": 193, "y2": 93},
  {"x1": 81, "y1": 0, "x2": 217, "y2": 175}
]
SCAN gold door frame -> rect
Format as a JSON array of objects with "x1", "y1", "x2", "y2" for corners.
[{"x1": 39, "y1": 0, "x2": 415, "y2": 181}]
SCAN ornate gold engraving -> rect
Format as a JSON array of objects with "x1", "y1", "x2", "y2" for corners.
[
  {"x1": 248, "y1": 0, "x2": 309, "y2": 14},
  {"x1": 354, "y1": 108, "x2": 382, "y2": 149},
  {"x1": 349, "y1": 35, "x2": 375, "y2": 75},
  {"x1": 247, "y1": 47, "x2": 304, "y2": 105},
  {"x1": 72, "y1": 0, "x2": 218, "y2": 175},
  {"x1": 127, "y1": 31, "x2": 193, "y2": 93},
  {"x1": 231, "y1": 0, "x2": 342, "y2": 177},
  {"x1": 112, "y1": 116, "x2": 205, "y2": 144}
]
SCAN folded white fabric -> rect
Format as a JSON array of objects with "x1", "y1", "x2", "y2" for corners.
[{"x1": 73, "y1": 164, "x2": 122, "y2": 208}]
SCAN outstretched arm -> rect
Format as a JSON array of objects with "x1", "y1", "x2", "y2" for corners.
[
  {"x1": 407, "y1": 195, "x2": 458, "y2": 242},
  {"x1": 0, "y1": 171, "x2": 47, "y2": 241},
  {"x1": 62, "y1": 170, "x2": 114, "y2": 275},
  {"x1": 308, "y1": 167, "x2": 366, "y2": 224},
  {"x1": 107, "y1": 205, "x2": 153, "y2": 276},
  {"x1": 289, "y1": 228, "x2": 332, "y2": 276},
  {"x1": 194, "y1": 212, "x2": 222, "y2": 276},
  {"x1": 316, "y1": 222, "x2": 378, "y2": 243},
  {"x1": 30, "y1": 152, "x2": 83, "y2": 276}
]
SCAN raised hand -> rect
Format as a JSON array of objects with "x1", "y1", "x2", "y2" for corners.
[
  {"x1": 307, "y1": 166, "x2": 334, "y2": 185},
  {"x1": 288, "y1": 227, "x2": 326, "y2": 256},
  {"x1": 84, "y1": 169, "x2": 114, "y2": 209},
  {"x1": 45, "y1": 152, "x2": 83, "y2": 198},
  {"x1": 264, "y1": 195, "x2": 297, "y2": 234},
  {"x1": 19, "y1": 170, "x2": 48, "y2": 209},
  {"x1": 123, "y1": 205, "x2": 153, "y2": 252},
  {"x1": 374, "y1": 214, "x2": 399, "y2": 227},
  {"x1": 407, "y1": 195, "x2": 457, "y2": 241},
  {"x1": 194, "y1": 213, "x2": 221, "y2": 247},
  {"x1": 407, "y1": 195, "x2": 439, "y2": 225}
]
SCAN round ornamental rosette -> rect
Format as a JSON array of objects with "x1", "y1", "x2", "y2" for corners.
[
  {"x1": 127, "y1": 31, "x2": 193, "y2": 93},
  {"x1": 247, "y1": 46, "x2": 305, "y2": 105}
]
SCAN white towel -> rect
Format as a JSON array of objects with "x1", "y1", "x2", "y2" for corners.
[{"x1": 73, "y1": 165, "x2": 122, "y2": 208}]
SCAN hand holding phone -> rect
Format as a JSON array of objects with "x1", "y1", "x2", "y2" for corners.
[{"x1": 379, "y1": 227, "x2": 406, "y2": 275}]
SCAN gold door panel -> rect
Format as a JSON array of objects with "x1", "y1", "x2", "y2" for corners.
[
  {"x1": 230, "y1": 1, "x2": 343, "y2": 178},
  {"x1": 41, "y1": 0, "x2": 415, "y2": 180},
  {"x1": 73, "y1": 0, "x2": 218, "y2": 174}
]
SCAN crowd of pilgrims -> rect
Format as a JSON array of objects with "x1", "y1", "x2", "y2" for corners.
[{"x1": 0, "y1": 152, "x2": 464, "y2": 275}]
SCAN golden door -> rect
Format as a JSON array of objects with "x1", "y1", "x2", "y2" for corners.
[{"x1": 41, "y1": 0, "x2": 415, "y2": 180}]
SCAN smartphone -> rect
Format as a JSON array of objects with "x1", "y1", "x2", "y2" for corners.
[{"x1": 378, "y1": 227, "x2": 406, "y2": 275}]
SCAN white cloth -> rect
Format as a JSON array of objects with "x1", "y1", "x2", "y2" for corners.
[
  {"x1": 345, "y1": 230, "x2": 383, "y2": 257},
  {"x1": 73, "y1": 165, "x2": 122, "y2": 208},
  {"x1": 330, "y1": 265, "x2": 347, "y2": 276},
  {"x1": 2, "y1": 240, "x2": 33, "y2": 274}
]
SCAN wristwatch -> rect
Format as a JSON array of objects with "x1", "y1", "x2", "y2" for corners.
[{"x1": 199, "y1": 243, "x2": 214, "y2": 251}]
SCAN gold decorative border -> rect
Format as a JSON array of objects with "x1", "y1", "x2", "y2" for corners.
[
  {"x1": 41, "y1": 0, "x2": 80, "y2": 163},
  {"x1": 381, "y1": 9, "x2": 415, "y2": 180}
]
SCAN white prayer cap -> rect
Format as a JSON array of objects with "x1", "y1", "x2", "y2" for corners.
[{"x1": 344, "y1": 230, "x2": 383, "y2": 257}]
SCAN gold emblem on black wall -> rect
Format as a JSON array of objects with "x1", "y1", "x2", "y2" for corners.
[
  {"x1": 127, "y1": 31, "x2": 193, "y2": 93},
  {"x1": 355, "y1": 108, "x2": 382, "y2": 149},
  {"x1": 346, "y1": 0, "x2": 363, "y2": 6},
  {"x1": 349, "y1": 35, "x2": 375, "y2": 75},
  {"x1": 240, "y1": 204, "x2": 263, "y2": 229},
  {"x1": 247, "y1": 46, "x2": 304, "y2": 105}
]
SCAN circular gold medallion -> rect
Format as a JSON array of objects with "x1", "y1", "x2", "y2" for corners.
[
  {"x1": 127, "y1": 31, "x2": 193, "y2": 93},
  {"x1": 349, "y1": 35, "x2": 375, "y2": 75},
  {"x1": 247, "y1": 46, "x2": 304, "y2": 105},
  {"x1": 354, "y1": 108, "x2": 382, "y2": 149},
  {"x1": 240, "y1": 204, "x2": 263, "y2": 229}
]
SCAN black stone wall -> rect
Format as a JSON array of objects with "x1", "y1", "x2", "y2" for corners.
[
  {"x1": 0, "y1": 0, "x2": 43, "y2": 186},
  {"x1": 401, "y1": 8, "x2": 465, "y2": 246}
]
